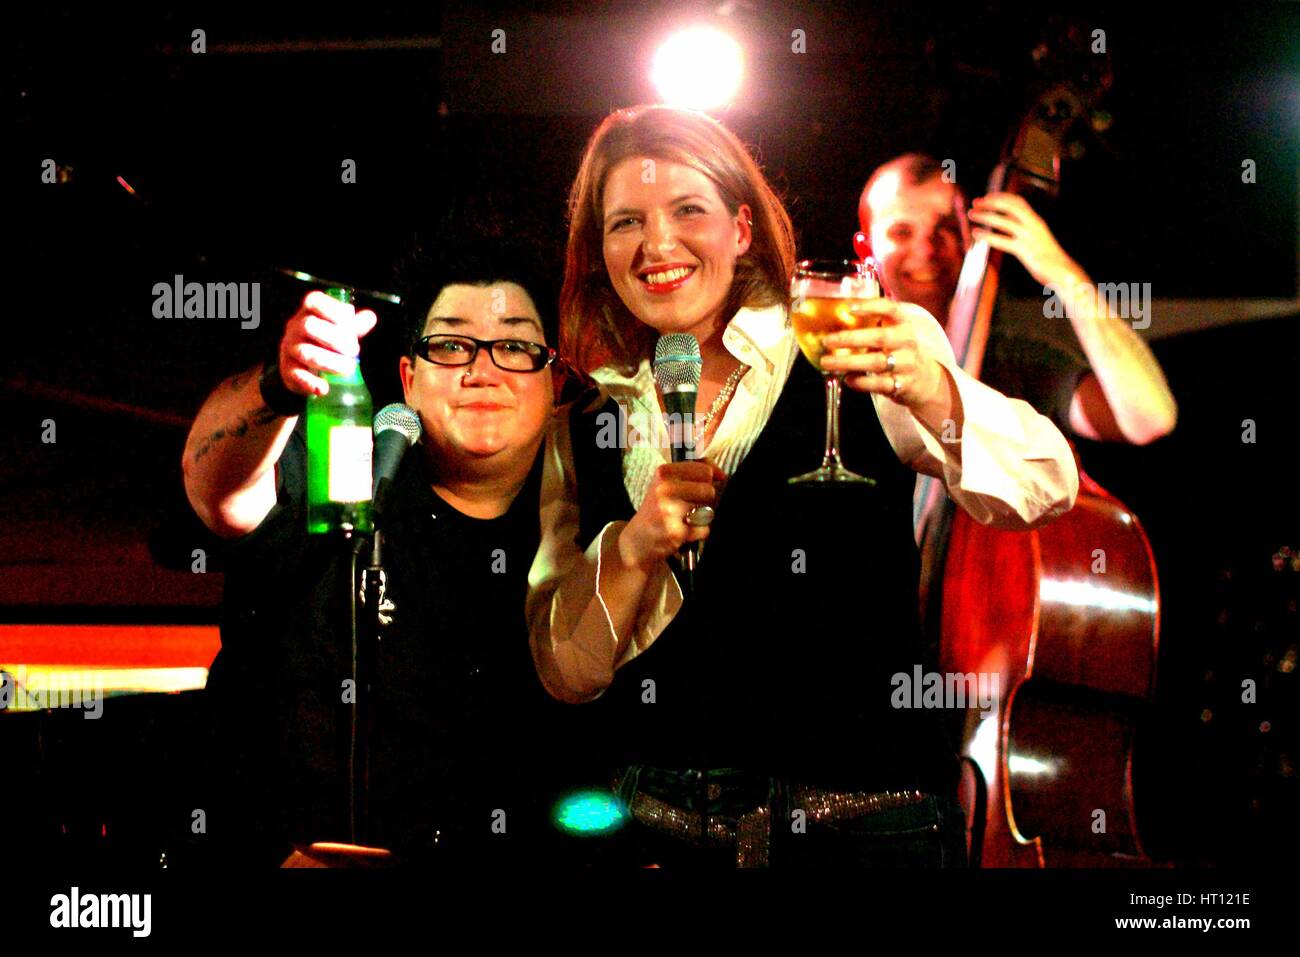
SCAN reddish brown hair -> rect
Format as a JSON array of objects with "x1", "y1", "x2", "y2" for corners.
[{"x1": 560, "y1": 105, "x2": 797, "y2": 376}]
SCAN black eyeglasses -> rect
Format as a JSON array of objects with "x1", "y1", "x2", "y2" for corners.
[{"x1": 413, "y1": 335, "x2": 557, "y2": 373}]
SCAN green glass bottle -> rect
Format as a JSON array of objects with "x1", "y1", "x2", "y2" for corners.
[{"x1": 306, "y1": 287, "x2": 373, "y2": 535}]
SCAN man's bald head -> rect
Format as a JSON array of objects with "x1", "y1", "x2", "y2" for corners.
[
  {"x1": 859, "y1": 154, "x2": 959, "y2": 234},
  {"x1": 858, "y1": 154, "x2": 970, "y2": 325}
]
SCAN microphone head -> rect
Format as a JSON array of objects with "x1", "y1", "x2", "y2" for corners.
[
  {"x1": 652, "y1": 334, "x2": 702, "y2": 395},
  {"x1": 373, "y1": 403, "x2": 423, "y2": 445}
]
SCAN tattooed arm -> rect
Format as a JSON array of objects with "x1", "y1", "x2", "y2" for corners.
[
  {"x1": 182, "y1": 291, "x2": 378, "y2": 538},
  {"x1": 181, "y1": 364, "x2": 299, "y2": 539}
]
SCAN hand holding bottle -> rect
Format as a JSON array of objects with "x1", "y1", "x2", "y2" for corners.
[
  {"x1": 303, "y1": 288, "x2": 376, "y2": 535},
  {"x1": 280, "y1": 290, "x2": 379, "y2": 397}
]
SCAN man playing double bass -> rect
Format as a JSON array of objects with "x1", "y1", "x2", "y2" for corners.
[
  {"x1": 860, "y1": 153, "x2": 1178, "y2": 637},
  {"x1": 858, "y1": 154, "x2": 1176, "y2": 865},
  {"x1": 859, "y1": 153, "x2": 1177, "y2": 448}
]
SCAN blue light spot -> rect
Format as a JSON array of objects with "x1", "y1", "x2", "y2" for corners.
[{"x1": 553, "y1": 791, "x2": 627, "y2": 835}]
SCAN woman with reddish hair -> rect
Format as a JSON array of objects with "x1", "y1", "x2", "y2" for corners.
[{"x1": 527, "y1": 105, "x2": 1078, "y2": 867}]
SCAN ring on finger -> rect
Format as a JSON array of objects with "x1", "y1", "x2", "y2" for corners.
[
  {"x1": 685, "y1": 505, "x2": 715, "y2": 527},
  {"x1": 884, "y1": 351, "x2": 896, "y2": 373},
  {"x1": 891, "y1": 374, "x2": 902, "y2": 397}
]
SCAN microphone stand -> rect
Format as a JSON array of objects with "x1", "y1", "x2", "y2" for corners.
[
  {"x1": 346, "y1": 482, "x2": 396, "y2": 849},
  {"x1": 342, "y1": 525, "x2": 373, "y2": 847},
  {"x1": 284, "y1": 533, "x2": 388, "y2": 871}
]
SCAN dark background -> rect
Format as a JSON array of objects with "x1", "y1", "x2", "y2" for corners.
[{"x1": 4, "y1": 2, "x2": 1298, "y2": 866}]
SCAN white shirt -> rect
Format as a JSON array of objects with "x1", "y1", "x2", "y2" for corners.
[{"x1": 527, "y1": 302, "x2": 1079, "y2": 702}]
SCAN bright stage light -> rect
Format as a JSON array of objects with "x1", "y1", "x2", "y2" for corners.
[{"x1": 651, "y1": 27, "x2": 744, "y2": 110}]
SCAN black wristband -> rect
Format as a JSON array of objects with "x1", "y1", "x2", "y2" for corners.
[{"x1": 259, "y1": 356, "x2": 306, "y2": 417}]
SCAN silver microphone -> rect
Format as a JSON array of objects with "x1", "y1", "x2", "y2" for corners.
[{"x1": 652, "y1": 335, "x2": 703, "y2": 580}]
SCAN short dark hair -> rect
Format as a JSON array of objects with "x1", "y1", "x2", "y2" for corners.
[{"x1": 394, "y1": 236, "x2": 560, "y2": 359}]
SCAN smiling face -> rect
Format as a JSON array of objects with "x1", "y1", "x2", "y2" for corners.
[
  {"x1": 601, "y1": 157, "x2": 752, "y2": 346},
  {"x1": 862, "y1": 174, "x2": 967, "y2": 325},
  {"x1": 398, "y1": 282, "x2": 554, "y2": 471}
]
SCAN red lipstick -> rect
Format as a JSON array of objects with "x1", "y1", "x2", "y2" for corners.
[{"x1": 637, "y1": 263, "x2": 696, "y2": 294}]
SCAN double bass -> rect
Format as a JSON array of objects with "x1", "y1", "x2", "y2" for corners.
[{"x1": 909, "y1": 34, "x2": 1161, "y2": 868}]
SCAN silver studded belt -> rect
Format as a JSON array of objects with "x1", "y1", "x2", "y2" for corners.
[{"x1": 615, "y1": 772, "x2": 930, "y2": 868}]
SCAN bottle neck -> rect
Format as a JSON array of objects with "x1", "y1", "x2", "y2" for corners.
[
  {"x1": 321, "y1": 358, "x2": 364, "y2": 385},
  {"x1": 321, "y1": 287, "x2": 362, "y2": 385}
]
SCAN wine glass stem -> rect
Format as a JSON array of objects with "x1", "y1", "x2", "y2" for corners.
[{"x1": 821, "y1": 372, "x2": 846, "y2": 468}]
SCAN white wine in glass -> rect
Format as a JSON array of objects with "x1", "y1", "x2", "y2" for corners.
[{"x1": 789, "y1": 258, "x2": 883, "y2": 484}]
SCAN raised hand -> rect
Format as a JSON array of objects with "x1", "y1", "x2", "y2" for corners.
[
  {"x1": 819, "y1": 299, "x2": 947, "y2": 410},
  {"x1": 967, "y1": 192, "x2": 1086, "y2": 291},
  {"x1": 279, "y1": 290, "x2": 379, "y2": 396}
]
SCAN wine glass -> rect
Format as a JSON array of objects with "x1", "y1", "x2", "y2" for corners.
[{"x1": 789, "y1": 258, "x2": 883, "y2": 484}]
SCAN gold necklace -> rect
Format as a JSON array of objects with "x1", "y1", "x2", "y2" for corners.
[{"x1": 695, "y1": 362, "x2": 750, "y2": 441}]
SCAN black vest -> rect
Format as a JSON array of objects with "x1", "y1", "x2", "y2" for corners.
[{"x1": 571, "y1": 355, "x2": 959, "y2": 795}]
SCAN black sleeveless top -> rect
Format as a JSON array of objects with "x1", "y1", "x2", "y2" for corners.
[{"x1": 569, "y1": 354, "x2": 960, "y2": 795}]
